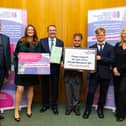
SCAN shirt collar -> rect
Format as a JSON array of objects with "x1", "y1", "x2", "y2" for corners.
[
  {"x1": 48, "y1": 37, "x2": 56, "y2": 42},
  {"x1": 97, "y1": 41, "x2": 105, "y2": 45}
]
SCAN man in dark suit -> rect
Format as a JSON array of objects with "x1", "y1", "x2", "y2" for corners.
[
  {"x1": 83, "y1": 27, "x2": 114, "y2": 119},
  {"x1": 0, "y1": 20, "x2": 11, "y2": 119},
  {"x1": 40, "y1": 25, "x2": 64, "y2": 114}
]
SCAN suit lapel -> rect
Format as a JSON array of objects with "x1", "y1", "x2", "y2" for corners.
[
  {"x1": 56, "y1": 39, "x2": 58, "y2": 46},
  {"x1": 93, "y1": 44, "x2": 98, "y2": 51},
  {"x1": 93, "y1": 44, "x2": 97, "y2": 48},
  {"x1": 102, "y1": 42, "x2": 107, "y2": 53},
  {"x1": 43, "y1": 38, "x2": 49, "y2": 52},
  {"x1": 0, "y1": 34, "x2": 2, "y2": 45}
]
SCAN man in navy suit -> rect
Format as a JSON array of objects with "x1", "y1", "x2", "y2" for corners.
[
  {"x1": 40, "y1": 25, "x2": 64, "y2": 114},
  {"x1": 0, "y1": 20, "x2": 11, "y2": 119},
  {"x1": 83, "y1": 28, "x2": 114, "y2": 119}
]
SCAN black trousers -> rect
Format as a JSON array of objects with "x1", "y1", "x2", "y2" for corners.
[
  {"x1": 0, "y1": 71, "x2": 4, "y2": 90},
  {"x1": 41, "y1": 72, "x2": 59, "y2": 108},
  {"x1": 85, "y1": 75, "x2": 110, "y2": 111},
  {"x1": 114, "y1": 76, "x2": 126, "y2": 118}
]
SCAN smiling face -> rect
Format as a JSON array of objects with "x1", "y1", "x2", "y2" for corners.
[
  {"x1": 96, "y1": 32, "x2": 106, "y2": 43},
  {"x1": 121, "y1": 28, "x2": 126, "y2": 42},
  {"x1": 47, "y1": 25, "x2": 57, "y2": 38},
  {"x1": 95, "y1": 28, "x2": 106, "y2": 44},
  {"x1": 73, "y1": 36, "x2": 82, "y2": 47},
  {"x1": 0, "y1": 20, "x2": 2, "y2": 31},
  {"x1": 26, "y1": 26, "x2": 35, "y2": 37},
  {"x1": 73, "y1": 33, "x2": 83, "y2": 47}
]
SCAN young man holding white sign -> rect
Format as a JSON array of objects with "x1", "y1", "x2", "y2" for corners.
[
  {"x1": 64, "y1": 33, "x2": 83, "y2": 116},
  {"x1": 83, "y1": 28, "x2": 114, "y2": 119}
]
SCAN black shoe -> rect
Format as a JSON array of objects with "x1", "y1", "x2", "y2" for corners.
[
  {"x1": 14, "y1": 111, "x2": 20, "y2": 122},
  {"x1": 40, "y1": 106, "x2": 49, "y2": 112},
  {"x1": 0, "y1": 115, "x2": 4, "y2": 120},
  {"x1": 52, "y1": 108, "x2": 59, "y2": 114},
  {"x1": 26, "y1": 113, "x2": 32, "y2": 118},
  {"x1": 14, "y1": 117, "x2": 20, "y2": 122},
  {"x1": 116, "y1": 117, "x2": 125, "y2": 122},
  {"x1": 97, "y1": 110, "x2": 104, "y2": 119},
  {"x1": 73, "y1": 109, "x2": 81, "y2": 116},
  {"x1": 14, "y1": 114, "x2": 20, "y2": 122},
  {"x1": 82, "y1": 110, "x2": 91, "y2": 119},
  {"x1": 65, "y1": 110, "x2": 72, "y2": 115}
]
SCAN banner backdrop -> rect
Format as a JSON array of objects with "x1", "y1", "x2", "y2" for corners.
[
  {"x1": 88, "y1": 7, "x2": 126, "y2": 111},
  {"x1": 0, "y1": 8, "x2": 27, "y2": 112}
]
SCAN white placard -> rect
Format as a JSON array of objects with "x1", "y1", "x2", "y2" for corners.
[{"x1": 64, "y1": 48, "x2": 96, "y2": 70}]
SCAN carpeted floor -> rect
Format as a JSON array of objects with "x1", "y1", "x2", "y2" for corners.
[{"x1": 0, "y1": 103, "x2": 125, "y2": 126}]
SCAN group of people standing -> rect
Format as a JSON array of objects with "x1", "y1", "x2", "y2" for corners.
[
  {"x1": 83, "y1": 27, "x2": 126, "y2": 122},
  {"x1": 13, "y1": 24, "x2": 64, "y2": 121},
  {"x1": 0, "y1": 19, "x2": 126, "y2": 123}
]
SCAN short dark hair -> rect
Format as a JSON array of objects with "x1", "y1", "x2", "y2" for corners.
[
  {"x1": 73, "y1": 33, "x2": 83, "y2": 40},
  {"x1": 47, "y1": 25, "x2": 56, "y2": 31}
]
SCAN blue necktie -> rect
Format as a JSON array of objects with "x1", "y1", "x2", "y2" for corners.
[{"x1": 50, "y1": 39, "x2": 54, "y2": 52}]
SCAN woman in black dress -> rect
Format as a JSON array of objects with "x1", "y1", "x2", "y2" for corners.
[
  {"x1": 113, "y1": 28, "x2": 126, "y2": 122},
  {"x1": 14, "y1": 24, "x2": 40, "y2": 121}
]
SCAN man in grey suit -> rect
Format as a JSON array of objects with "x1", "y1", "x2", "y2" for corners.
[
  {"x1": 0, "y1": 20, "x2": 11, "y2": 119},
  {"x1": 64, "y1": 33, "x2": 83, "y2": 116}
]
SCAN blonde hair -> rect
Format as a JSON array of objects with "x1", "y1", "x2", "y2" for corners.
[
  {"x1": 0, "y1": 20, "x2": 1, "y2": 24},
  {"x1": 119, "y1": 27, "x2": 126, "y2": 46},
  {"x1": 95, "y1": 27, "x2": 106, "y2": 34}
]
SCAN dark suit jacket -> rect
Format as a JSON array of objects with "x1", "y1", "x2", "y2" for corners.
[
  {"x1": 90, "y1": 42, "x2": 114, "y2": 79},
  {"x1": 0, "y1": 33, "x2": 11, "y2": 75},
  {"x1": 114, "y1": 42, "x2": 126, "y2": 76},
  {"x1": 40, "y1": 37, "x2": 64, "y2": 73}
]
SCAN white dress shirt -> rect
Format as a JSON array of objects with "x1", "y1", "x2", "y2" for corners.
[
  {"x1": 48, "y1": 37, "x2": 56, "y2": 51},
  {"x1": 97, "y1": 41, "x2": 105, "y2": 51}
]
